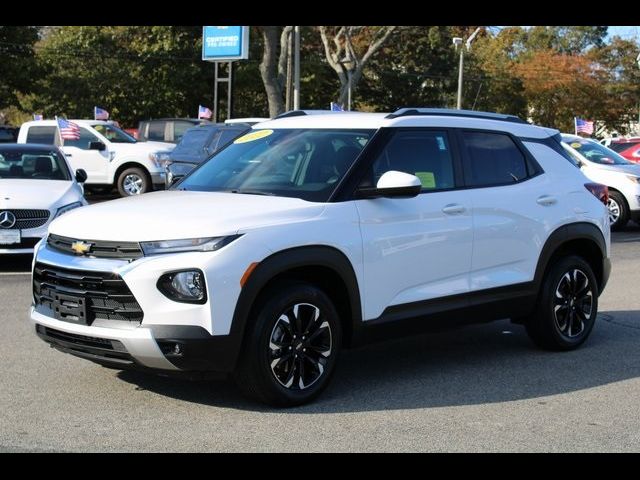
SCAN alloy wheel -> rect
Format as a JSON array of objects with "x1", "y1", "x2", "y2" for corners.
[
  {"x1": 553, "y1": 269, "x2": 594, "y2": 338},
  {"x1": 607, "y1": 198, "x2": 620, "y2": 225},
  {"x1": 123, "y1": 174, "x2": 144, "y2": 195}
]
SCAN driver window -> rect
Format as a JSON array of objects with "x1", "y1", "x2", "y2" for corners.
[{"x1": 63, "y1": 127, "x2": 100, "y2": 150}]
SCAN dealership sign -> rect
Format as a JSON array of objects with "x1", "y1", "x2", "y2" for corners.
[{"x1": 202, "y1": 26, "x2": 249, "y2": 61}]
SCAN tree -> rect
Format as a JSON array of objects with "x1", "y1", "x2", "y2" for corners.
[
  {"x1": 318, "y1": 26, "x2": 396, "y2": 109},
  {"x1": 257, "y1": 26, "x2": 292, "y2": 117},
  {"x1": 0, "y1": 26, "x2": 40, "y2": 122}
]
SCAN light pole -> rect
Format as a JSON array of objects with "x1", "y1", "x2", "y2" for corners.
[
  {"x1": 453, "y1": 27, "x2": 482, "y2": 110},
  {"x1": 339, "y1": 56, "x2": 354, "y2": 111}
]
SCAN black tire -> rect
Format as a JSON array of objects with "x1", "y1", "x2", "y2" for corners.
[
  {"x1": 234, "y1": 282, "x2": 342, "y2": 407},
  {"x1": 86, "y1": 185, "x2": 113, "y2": 195},
  {"x1": 607, "y1": 190, "x2": 629, "y2": 230},
  {"x1": 526, "y1": 255, "x2": 598, "y2": 351},
  {"x1": 116, "y1": 167, "x2": 150, "y2": 197}
]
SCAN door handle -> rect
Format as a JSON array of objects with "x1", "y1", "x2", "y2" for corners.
[
  {"x1": 442, "y1": 204, "x2": 466, "y2": 215},
  {"x1": 64, "y1": 153, "x2": 72, "y2": 157},
  {"x1": 536, "y1": 195, "x2": 557, "y2": 206}
]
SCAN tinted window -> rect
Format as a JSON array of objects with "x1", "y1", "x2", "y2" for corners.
[
  {"x1": 609, "y1": 141, "x2": 640, "y2": 153},
  {"x1": 461, "y1": 132, "x2": 527, "y2": 187},
  {"x1": 93, "y1": 124, "x2": 136, "y2": 143},
  {"x1": 562, "y1": 136, "x2": 633, "y2": 165},
  {"x1": 0, "y1": 148, "x2": 71, "y2": 180},
  {"x1": 174, "y1": 121, "x2": 197, "y2": 142},
  {"x1": 365, "y1": 130, "x2": 455, "y2": 191},
  {"x1": 218, "y1": 129, "x2": 245, "y2": 149},
  {"x1": 173, "y1": 128, "x2": 216, "y2": 156},
  {"x1": 148, "y1": 122, "x2": 166, "y2": 141},
  {"x1": 0, "y1": 129, "x2": 16, "y2": 143},
  {"x1": 26, "y1": 126, "x2": 57, "y2": 144},
  {"x1": 63, "y1": 127, "x2": 100, "y2": 150}
]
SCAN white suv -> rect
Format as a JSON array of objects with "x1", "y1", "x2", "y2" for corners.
[
  {"x1": 17, "y1": 120, "x2": 174, "y2": 196},
  {"x1": 29, "y1": 109, "x2": 611, "y2": 406}
]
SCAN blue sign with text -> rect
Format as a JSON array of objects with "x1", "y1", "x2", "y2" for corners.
[{"x1": 202, "y1": 26, "x2": 249, "y2": 61}]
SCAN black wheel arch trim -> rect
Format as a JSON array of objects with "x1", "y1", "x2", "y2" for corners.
[{"x1": 533, "y1": 222, "x2": 608, "y2": 294}]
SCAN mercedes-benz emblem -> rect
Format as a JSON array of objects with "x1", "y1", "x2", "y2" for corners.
[{"x1": 0, "y1": 211, "x2": 17, "y2": 229}]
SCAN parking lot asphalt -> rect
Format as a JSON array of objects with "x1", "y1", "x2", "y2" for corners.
[{"x1": 1, "y1": 224, "x2": 639, "y2": 452}]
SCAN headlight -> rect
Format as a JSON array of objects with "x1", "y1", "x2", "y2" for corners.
[
  {"x1": 157, "y1": 269, "x2": 207, "y2": 303},
  {"x1": 54, "y1": 201, "x2": 83, "y2": 219},
  {"x1": 149, "y1": 152, "x2": 172, "y2": 169},
  {"x1": 140, "y1": 235, "x2": 241, "y2": 255},
  {"x1": 626, "y1": 175, "x2": 640, "y2": 184}
]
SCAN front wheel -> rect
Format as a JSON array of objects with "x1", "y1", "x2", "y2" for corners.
[
  {"x1": 607, "y1": 190, "x2": 629, "y2": 230},
  {"x1": 234, "y1": 282, "x2": 342, "y2": 407},
  {"x1": 526, "y1": 256, "x2": 598, "y2": 351},
  {"x1": 117, "y1": 167, "x2": 150, "y2": 197}
]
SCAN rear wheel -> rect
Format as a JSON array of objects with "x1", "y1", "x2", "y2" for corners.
[
  {"x1": 526, "y1": 256, "x2": 598, "y2": 351},
  {"x1": 607, "y1": 190, "x2": 629, "y2": 230},
  {"x1": 234, "y1": 282, "x2": 342, "y2": 407}
]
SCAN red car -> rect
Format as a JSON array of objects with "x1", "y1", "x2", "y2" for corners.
[{"x1": 608, "y1": 138, "x2": 640, "y2": 163}]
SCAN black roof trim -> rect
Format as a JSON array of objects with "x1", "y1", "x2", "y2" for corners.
[{"x1": 385, "y1": 108, "x2": 527, "y2": 124}]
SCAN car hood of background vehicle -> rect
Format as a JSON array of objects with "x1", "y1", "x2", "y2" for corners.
[
  {"x1": 49, "y1": 190, "x2": 326, "y2": 242},
  {"x1": 0, "y1": 179, "x2": 76, "y2": 210},
  {"x1": 113, "y1": 141, "x2": 175, "y2": 154},
  {"x1": 588, "y1": 163, "x2": 640, "y2": 175}
]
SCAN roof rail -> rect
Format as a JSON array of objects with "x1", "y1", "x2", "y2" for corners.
[
  {"x1": 274, "y1": 109, "x2": 355, "y2": 119},
  {"x1": 385, "y1": 108, "x2": 526, "y2": 124}
]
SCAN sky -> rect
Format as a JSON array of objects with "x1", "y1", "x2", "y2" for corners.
[{"x1": 607, "y1": 26, "x2": 639, "y2": 41}]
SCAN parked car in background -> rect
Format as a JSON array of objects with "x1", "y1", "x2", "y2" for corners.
[
  {"x1": 562, "y1": 133, "x2": 640, "y2": 229},
  {"x1": 17, "y1": 120, "x2": 174, "y2": 197},
  {"x1": 606, "y1": 138, "x2": 640, "y2": 164},
  {"x1": 161, "y1": 123, "x2": 251, "y2": 187},
  {"x1": 137, "y1": 118, "x2": 208, "y2": 144},
  {"x1": 0, "y1": 143, "x2": 87, "y2": 254},
  {"x1": 0, "y1": 125, "x2": 18, "y2": 143}
]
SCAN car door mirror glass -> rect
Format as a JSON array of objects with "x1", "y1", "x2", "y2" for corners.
[{"x1": 75, "y1": 168, "x2": 88, "y2": 183}]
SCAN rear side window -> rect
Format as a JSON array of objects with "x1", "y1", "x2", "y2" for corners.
[
  {"x1": 367, "y1": 130, "x2": 455, "y2": 191},
  {"x1": 26, "y1": 126, "x2": 57, "y2": 144},
  {"x1": 148, "y1": 122, "x2": 166, "y2": 142},
  {"x1": 461, "y1": 131, "x2": 528, "y2": 187}
]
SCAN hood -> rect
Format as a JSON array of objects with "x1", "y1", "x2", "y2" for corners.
[
  {"x1": 168, "y1": 152, "x2": 205, "y2": 164},
  {"x1": 49, "y1": 190, "x2": 325, "y2": 242},
  {"x1": 111, "y1": 141, "x2": 175, "y2": 154},
  {"x1": 0, "y1": 179, "x2": 77, "y2": 210}
]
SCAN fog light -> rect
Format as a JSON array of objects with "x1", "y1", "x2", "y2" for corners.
[{"x1": 157, "y1": 269, "x2": 207, "y2": 304}]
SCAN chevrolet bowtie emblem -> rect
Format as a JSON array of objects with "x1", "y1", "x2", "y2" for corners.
[{"x1": 71, "y1": 241, "x2": 92, "y2": 255}]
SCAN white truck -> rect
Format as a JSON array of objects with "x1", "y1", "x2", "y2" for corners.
[{"x1": 18, "y1": 120, "x2": 174, "y2": 196}]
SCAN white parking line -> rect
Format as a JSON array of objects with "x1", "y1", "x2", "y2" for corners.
[{"x1": 0, "y1": 272, "x2": 31, "y2": 276}]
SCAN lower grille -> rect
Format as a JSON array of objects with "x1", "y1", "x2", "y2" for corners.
[{"x1": 33, "y1": 262, "x2": 144, "y2": 325}]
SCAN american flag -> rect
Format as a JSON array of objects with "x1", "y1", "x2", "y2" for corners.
[
  {"x1": 330, "y1": 102, "x2": 344, "y2": 111},
  {"x1": 56, "y1": 117, "x2": 81, "y2": 140},
  {"x1": 198, "y1": 105, "x2": 212, "y2": 119},
  {"x1": 575, "y1": 117, "x2": 594, "y2": 135},
  {"x1": 94, "y1": 106, "x2": 109, "y2": 120}
]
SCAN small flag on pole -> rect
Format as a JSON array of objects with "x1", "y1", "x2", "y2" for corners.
[
  {"x1": 33, "y1": 114, "x2": 43, "y2": 121},
  {"x1": 575, "y1": 117, "x2": 594, "y2": 135},
  {"x1": 94, "y1": 106, "x2": 109, "y2": 120},
  {"x1": 198, "y1": 105, "x2": 213, "y2": 119},
  {"x1": 56, "y1": 116, "x2": 81, "y2": 140},
  {"x1": 330, "y1": 102, "x2": 344, "y2": 112}
]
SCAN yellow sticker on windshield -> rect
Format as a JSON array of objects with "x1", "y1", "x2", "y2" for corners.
[
  {"x1": 234, "y1": 129, "x2": 274, "y2": 144},
  {"x1": 415, "y1": 172, "x2": 436, "y2": 188},
  {"x1": 570, "y1": 142, "x2": 582, "y2": 149}
]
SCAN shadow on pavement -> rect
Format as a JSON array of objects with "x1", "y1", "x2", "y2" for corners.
[
  {"x1": 0, "y1": 254, "x2": 33, "y2": 273},
  {"x1": 117, "y1": 310, "x2": 640, "y2": 413}
]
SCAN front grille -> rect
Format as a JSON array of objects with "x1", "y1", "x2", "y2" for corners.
[
  {"x1": 47, "y1": 234, "x2": 143, "y2": 260},
  {"x1": 33, "y1": 262, "x2": 144, "y2": 325},
  {"x1": 0, "y1": 209, "x2": 50, "y2": 229},
  {"x1": 0, "y1": 237, "x2": 40, "y2": 249}
]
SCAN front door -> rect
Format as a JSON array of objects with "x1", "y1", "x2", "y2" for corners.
[
  {"x1": 60, "y1": 126, "x2": 110, "y2": 183},
  {"x1": 355, "y1": 129, "x2": 473, "y2": 321}
]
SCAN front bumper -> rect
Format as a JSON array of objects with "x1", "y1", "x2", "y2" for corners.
[
  {"x1": 150, "y1": 171, "x2": 166, "y2": 190},
  {"x1": 0, "y1": 223, "x2": 48, "y2": 255}
]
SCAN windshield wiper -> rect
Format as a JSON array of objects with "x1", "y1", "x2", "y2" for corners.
[{"x1": 229, "y1": 189, "x2": 276, "y2": 196}]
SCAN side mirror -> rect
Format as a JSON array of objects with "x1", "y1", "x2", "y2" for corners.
[
  {"x1": 89, "y1": 141, "x2": 106, "y2": 151},
  {"x1": 75, "y1": 169, "x2": 88, "y2": 183},
  {"x1": 357, "y1": 170, "x2": 423, "y2": 199}
]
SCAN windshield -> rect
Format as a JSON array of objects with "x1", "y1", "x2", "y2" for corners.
[
  {"x1": 93, "y1": 124, "x2": 137, "y2": 143},
  {"x1": 173, "y1": 128, "x2": 213, "y2": 156},
  {"x1": 562, "y1": 136, "x2": 632, "y2": 165},
  {"x1": 177, "y1": 128, "x2": 374, "y2": 202},
  {"x1": 0, "y1": 148, "x2": 71, "y2": 180}
]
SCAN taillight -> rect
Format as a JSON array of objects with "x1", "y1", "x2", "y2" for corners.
[{"x1": 584, "y1": 182, "x2": 608, "y2": 206}]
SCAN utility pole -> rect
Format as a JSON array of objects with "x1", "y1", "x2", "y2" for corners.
[
  {"x1": 293, "y1": 26, "x2": 300, "y2": 110},
  {"x1": 454, "y1": 27, "x2": 482, "y2": 110}
]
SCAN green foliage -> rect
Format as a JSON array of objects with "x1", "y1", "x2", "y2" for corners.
[{"x1": 0, "y1": 26, "x2": 40, "y2": 114}]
